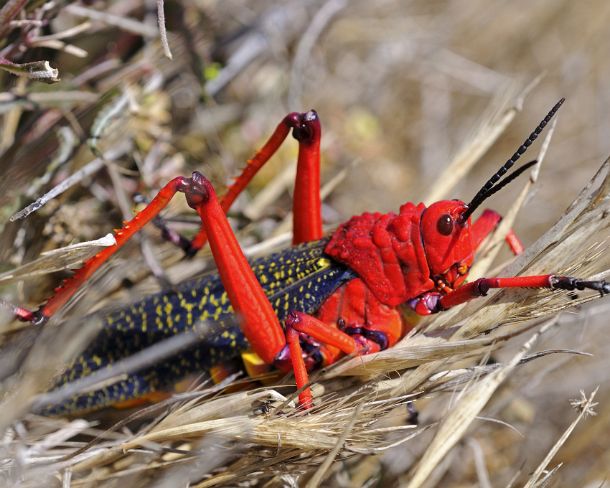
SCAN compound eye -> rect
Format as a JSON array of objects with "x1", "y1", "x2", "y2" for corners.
[{"x1": 437, "y1": 214, "x2": 454, "y2": 236}]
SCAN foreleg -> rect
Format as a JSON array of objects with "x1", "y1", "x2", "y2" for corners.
[
  {"x1": 439, "y1": 275, "x2": 610, "y2": 310},
  {"x1": 408, "y1": 275, "x2": 609, "y2": 314}
]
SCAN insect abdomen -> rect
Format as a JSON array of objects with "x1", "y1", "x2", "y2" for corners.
[{"x1": 45, "y1": 239, "x2": 356, "y2": 414}]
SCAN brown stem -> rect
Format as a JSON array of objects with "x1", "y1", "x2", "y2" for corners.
[{"x1": 0, "y1": 0, "x2": 28, "y2": 40}]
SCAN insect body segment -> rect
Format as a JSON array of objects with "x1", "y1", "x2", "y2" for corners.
[
  {"x1": 325, "y1": 204, "x2": 433, "y2": 307},
  {"x1": 18, "y1": 99, "x2": 610, "y2": 413},
  {"x1": 47, "y1": 240, "x2": 355, "y2": 414}
]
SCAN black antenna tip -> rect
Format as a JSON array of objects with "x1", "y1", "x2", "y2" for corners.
[
  {"x1": 461, "y1": 98, "x2": 565, "y2": 222},
  {"x1": 549, "y1": 97, "x2": 565, "y2": 116}
]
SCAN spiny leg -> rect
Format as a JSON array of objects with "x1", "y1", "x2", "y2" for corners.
[
  {"x1": 408, "y1": 275, "x2": 610, "y2": 315},
  {"x1": 283, "y1": 311, "x2": 365, "y2": 407},
  {"x1": 290, "y1": 111, "x2": 322, "y2": 244},
  {"x1": 19, "y1": 176, "x2": 197, "y2": 323},
  {"x1": 17, "y1": 111, "x2": 323, "y2": 323},
  {"x1": 286, "y1": 326, "x2": 313, "y2": 408},
  {"x1": 133, "y1": 192, "x2": 195, "y2": 255},
  {"x1": 180, "y1": 172, "x2": 286, "y2": 365},
  {"x1": 439, "y1": 275, "x2": 610, "y2": 310},
  {"x1": 187, "y1": 110, "x2": 323, "y2": 253},
  {"x1": 183, "y1": 173, "x2": 338, "y2": 407},
  {"x1": 18, "y1": 170, "x2": 328, "y2": 409}
]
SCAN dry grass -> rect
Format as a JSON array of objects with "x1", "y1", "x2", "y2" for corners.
[{"x1": 1, "y1": 1, "x2": 610, "y2": 486}]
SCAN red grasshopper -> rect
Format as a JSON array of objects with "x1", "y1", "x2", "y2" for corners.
[{"x1": 15, "y1": 98, "x2": 610, "y2": 413}]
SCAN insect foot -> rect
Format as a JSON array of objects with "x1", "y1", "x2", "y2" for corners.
[{"x1": 550, "y1": 276, "x2": 610, "y2": 297}]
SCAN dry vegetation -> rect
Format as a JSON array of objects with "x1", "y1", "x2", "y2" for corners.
[{"x1": 1, "y1": 1, "x2": 610, "y2": 486}]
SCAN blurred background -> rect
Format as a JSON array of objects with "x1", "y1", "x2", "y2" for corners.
[{"x1": 1, "y1": 0, "x2": 610, "y2": 485}]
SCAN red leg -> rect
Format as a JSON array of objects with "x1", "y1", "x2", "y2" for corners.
[
  {"x1": 290, "y1": 111, "x2": 322, "y2": 245},
  {"x1": 20, "y1": 176, "x2": 192, "y2": 323},
  {"x1": 286, "y1": 311, "x2": 362, "y2": 355},
  {"x1": 24, "y1": 171, "x2": 319, "y2": 407},
  {"x1": 20, "y1": 111, "x2": 323, "y2": 322},
  {"x1": 471, "y1": 209, "x2": 524, "y2": 256},
  {"x1": 183, "y1": 173, "x2": 286, "y2": 364},
  {"x1": 21, "y1": 173, "x2": 290, "y2": 370},
  {"x1": 278, "y1": 280, "x2": 408, "y2": 407},
  {"x1": 187, "y1": 110, "x2": 323, "y2": 253},
  {"x1": 286, "y1": 326, "x2": 313, "y2": 409},
  {"x1": 283, "y1": 311, "x2": 365, "y2": 407},
  {"x1": 285, "y1": 312, "x2": 366, "y2": 408},
  {"x1": 439, "y1": 275, "x2": 610, "y2": 310}
]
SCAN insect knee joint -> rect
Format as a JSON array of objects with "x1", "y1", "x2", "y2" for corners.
[{"x1": 179, "y1": 172, "x2": 211, "y2": 208}]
